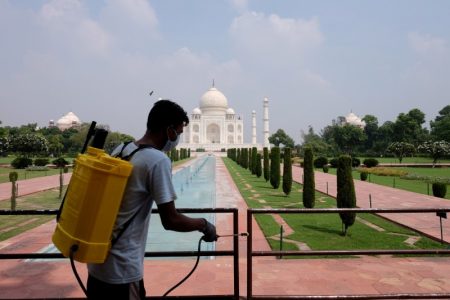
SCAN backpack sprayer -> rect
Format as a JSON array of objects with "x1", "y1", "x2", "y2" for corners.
[{"x1": 51, "y1": 121, "x2": 249, "y2": 297}]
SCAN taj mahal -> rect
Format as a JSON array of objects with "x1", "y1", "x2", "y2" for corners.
[{"x1": 179, "y1": 84, "x2": 271, "y2": 151}]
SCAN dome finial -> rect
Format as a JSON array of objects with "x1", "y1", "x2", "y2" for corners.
[{"x1": 212, "y1": 78, "x2": 215, "y2": 88}]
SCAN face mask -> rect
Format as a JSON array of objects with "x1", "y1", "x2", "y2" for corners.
[{"x1": 162, "y1": 128, "x2": 180, "y2": 152}]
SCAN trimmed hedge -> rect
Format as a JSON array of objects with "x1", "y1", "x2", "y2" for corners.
[
  {"x1": 11, "y1": 157, "x2": 33, "y2": 169},
  {"x1": 282, "y1": 148, "x2": 292, "y2": 196},
  {"x1": 270, "y1": 147, "x2": 280, "y2": 189},
  {"x1": 432, "y1": 183, "x2": 447, "y2": 198},
  {"x1": 360, "y1": 171, "x2": 368, "y2": 181},
  {"x1": 329, "y1": 158, "x2": 338, "y2": 168},
  {"x1": 313, "y1": 156, "x2": 328, "y2": 168},
  {"x1": 34, "y1": 158, "x2": 50, "y2": 166},
  {"x1": 337, "y1": 155, "x2": 356, "y2": 235},
  {"x1": 363, "y1": 158, "x2": 379, "y2": 168},
  {"x1": 303, "y1": 147, "x2": 315, "y2": 208}
]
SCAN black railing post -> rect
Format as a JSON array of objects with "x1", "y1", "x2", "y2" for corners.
[
  {"x1": 247, "y1": 209, "x2": 253, "y2": 300},
  {"x1": 233, "y1": 208, "x2": 239, "y2": 300}
]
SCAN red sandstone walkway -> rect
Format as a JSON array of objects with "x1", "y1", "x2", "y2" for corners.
[
  {"x1": 1, "y1": 158, "x2": 450, "y2": 298},
  {"x1": 0, "y1": 173, "x2": 72, "y2": 202}
]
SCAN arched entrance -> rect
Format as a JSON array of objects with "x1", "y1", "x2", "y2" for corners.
[{"x1": 206, "y1": 123, "x2": 220, "y2": 143}]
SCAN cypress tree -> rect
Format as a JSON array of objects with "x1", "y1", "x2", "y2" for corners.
[
  {"x1": 248, "y1": 148, "x2": 253, "y2": 172},
  {"x1": 251, "y1": 147, "x2": 258, "y2": 174},
  {"x1": 337, "y1": 155, "x2": 357, "y2": 235},
  {"x1": 263, "y1": 147, "x2": 270, "y2": 182},
  {"x1": 256, "y1": 153, "x2": 262, "y2": 178},
  {"x1": 237, "y1": 148, "x2": 241, "y2": 165},
  {"x1": 270, "y1": 147, "x2": 280, "y2": 189},
  {"x1": 242, "y1": 148, "x2": 248, "y2": 169},
  {"x1": 282, "y1": 147, "x2": 292, "y2": 196},
  {"x1": 188, "y1": 148, "x2": 191, "y2": 158},
  {"x1": 303, "y1": 147, "x2": 315, "y2": 208}
]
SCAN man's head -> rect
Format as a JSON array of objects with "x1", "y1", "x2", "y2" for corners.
[{"x1": 146, "y1": 100, "x2": 189, "y2": 150}]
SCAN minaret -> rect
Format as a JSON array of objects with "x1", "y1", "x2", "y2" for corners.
[
  {"x1": 263, "y1": 97, "x2": 270, "y2": 148},
  {"x1": 252, "y1": 110, "x2": 257, "y2": 145}
]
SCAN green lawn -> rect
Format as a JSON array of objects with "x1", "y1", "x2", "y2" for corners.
[
  {"x1": 223, "y1": 158, "x2": 446, "y2": 256},
  {"x1": 324, "y1": 167, "x2": 450, "y2": 200},
  {"x1": 0, "y1": 187, "x2": 64, "y2": 242}
]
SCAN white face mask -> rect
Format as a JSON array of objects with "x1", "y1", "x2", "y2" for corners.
[{"x1": 162, "y1": 128, "x2": 180, "y2": 152}]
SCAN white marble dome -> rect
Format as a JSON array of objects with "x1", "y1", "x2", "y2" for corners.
[
  {"x1": 345, "y1": 112, "x2": 366, "y2": 128},
  {"x1": 226, "y1": 108, "x2": 235, "y2": 115},
  {"x1": 200, "y1": 87, "x2": 228, "y2": 109},
  {"x1": 56, "y1": 112, "x2": 81, "y2": 130},
  {"x1": 192, "y1": 107, "x2": 202, "y2": 114}
]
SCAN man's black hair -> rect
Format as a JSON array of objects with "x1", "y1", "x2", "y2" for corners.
[{"x1": 147, "y1": 100, "x2": 189, "y2": 133}]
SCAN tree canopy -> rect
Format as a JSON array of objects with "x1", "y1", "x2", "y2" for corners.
[{"x1": 268, "y1": 129, "x2": 295, "y2": 148}]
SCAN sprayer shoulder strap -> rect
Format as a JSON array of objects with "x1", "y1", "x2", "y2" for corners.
[{"x1": 111, "y1": 142, "x2": 154, "y2": 246}]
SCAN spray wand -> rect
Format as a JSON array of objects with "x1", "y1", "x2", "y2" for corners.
[{"x1": 162, "y1": 232, "x2": 249, "y2": 297}]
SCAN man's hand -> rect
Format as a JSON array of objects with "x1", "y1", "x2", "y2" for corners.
[{"x1": 201, "y1": 219, "x2": 217, "y2": 242}]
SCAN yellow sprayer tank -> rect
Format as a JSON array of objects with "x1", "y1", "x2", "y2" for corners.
[{"x1": 52, "y1": 146, "x2": 133, "y2": 263}]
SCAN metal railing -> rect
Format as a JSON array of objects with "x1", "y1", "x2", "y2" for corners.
[
  {"x1": 0, "y1": 207, "x2": 240, "y2": 300},
  {"x1": 247, "y1": 207, "x2": 450, "y2": 300}
]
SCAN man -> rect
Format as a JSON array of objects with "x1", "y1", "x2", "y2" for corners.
[{"x1": 87, "y1": 100, "x2": 217, "y2": 299}]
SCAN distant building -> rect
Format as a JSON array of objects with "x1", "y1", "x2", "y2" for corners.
[
  {"x1": 49, "y1": 112, "x2": 81, "y2": 131},
  {"x1": 179, "y1": 84, "x2": 269, "y2": 151},
  {"x1": 344, "y1": 112, "x2": 366, "y2": 129}
]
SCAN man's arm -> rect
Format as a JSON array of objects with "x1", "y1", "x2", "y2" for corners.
[{"x1": 157, "y1": 201, "x2": 205, "y2": 232}]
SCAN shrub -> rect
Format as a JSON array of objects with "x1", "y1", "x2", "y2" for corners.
[
  {"x1": 313, "y1": 156, "x2": 328, "y2": 168},
  {"x1": 329, "y1": 158, "x2": 338, "y2": 168},
  {"x1": 52, "y1": 157, "x2": 69, "y2": 168},
  {"x1": 11, "y1": 157, "x2": 33, "y2": 169},
  {"x1": 34, "y1": 158, "x2": 50, "y2": 166},
  {"x1": 282, "y1": 148, "x2": 292, "y2": 196},
  {"x1": 360, "y1": 171, "x2": 368, "y2": 181},
  {"x1": 9, "y1": 171, "x2": 18, "y2": 182},
  {"x1": 363, "y1": 158, "x2": 379, "y2": 168},
  {"x1": 256, "y1": 153, "x2": 262, "y2": 178},
  {"x1": 352, "y1": 157, "x2": 361, "y2": 168},
  {"x1": 263, "y1": 147, "x2": 270, "y2": 182},
  {"x1": 323, "y1": 165, "x2": 329, "y2": 173},
  {"x1": 270, "y1": 147, "x2": 280, "y2": 189},
  {"x1": 303, "y1": 147, "x2": 315, "y2": 208},
  {"x1": 337, "y1": 155, "x2": 356, "y2": 235},
  {"x1": 432, "y1": 183, "x2": 447, "y2": 198}
]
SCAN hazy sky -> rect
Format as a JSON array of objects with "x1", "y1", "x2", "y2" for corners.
[{"x1": 1, "y1": 0, "x2": 449, "y2": 143}]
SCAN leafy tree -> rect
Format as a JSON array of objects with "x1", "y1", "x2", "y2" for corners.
[
  {"x1": 300, "y1": 126, "x2": 330, "y2": 156},
  {"x1": 47, "y1": 135, "x2": 64, "y2": 157},
  {"x1": 334, "y1": 124, "x2": 366, "y2": 155},
  {"x1": 269, "y1": 129, "x2": 295, "y2": 148},
  {"x1": 373, "y1": 121, "x2": 394, "y2": 154},
  {"x1": 282, "y1": 147, "x2": 292, "y2": 196},
  {"x1": 9, "y1": 133, "x2": 49, "y2": 157},
  {"x1": 392, "y1": 108, "x2": 429, "y2": 145},
  {"x1": 270, "y1": 147, "x2": 280, "y2": 189},
  {"x1": 263, "y1": 147, "x2": 270, "y2": 182},
  {"x1": 336, "y1": 155, "x2": 356, "y2": 235},
  {"x1": 302, "y1": 147, "x2": 315, "y2": 208},
  {"x1": 362, "y1": 114, "x2": 379, "y2": 152},
  {"x1": 0, "y1": 136, "x2": 9, "y2": 156},
  {"x1": 430, "y1": 105, "x2": 450, "y2": 142},
  {"x1": 418, "y1": 141, "x2": 450, "y2": 167},
  {"x1": 387, "y1": 142, "x2": 415, "y2": 163},
  {"x1": 256, "y1": 153, "x2": 262, "y2": 178}
]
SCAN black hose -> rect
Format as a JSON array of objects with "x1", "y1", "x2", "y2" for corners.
[
  {"x1": 69, "y1": 245, "x2": 88, "y2": 297},
  {"x1": 162, "y1": 237, "x2": 204, "y2": 297}
]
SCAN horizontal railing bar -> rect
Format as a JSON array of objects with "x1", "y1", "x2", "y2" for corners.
[
  {"x1": 250, "y1": 293, "x2": 450, "y2": 299},
  {"x1": 0, "y1": 250, "x2": 234, "y2": 260},
  {"x1": 8, "y1": 296, "x2": 237, "y2": 300},
  {"x1": 0, "y1": 208, "x2": 237, "y2": 215},
  {"x1": 252, "y1": 249, "x2": 450, "y2": 256},
  {"x1": 249, "y1": 208, "x2": 450, "y2": 214}
]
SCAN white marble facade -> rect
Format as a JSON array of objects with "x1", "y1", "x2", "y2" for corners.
[{"x1": 180, "y1": 85, "x2": 265, "y2": 151}]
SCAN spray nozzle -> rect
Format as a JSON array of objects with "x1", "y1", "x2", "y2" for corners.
[{"x1": 217, "y1": 232, "x2": 249, "y2": 238}]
